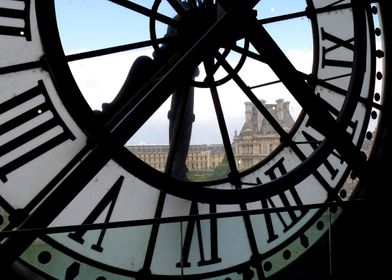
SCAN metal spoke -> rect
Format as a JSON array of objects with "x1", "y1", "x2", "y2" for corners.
[
  {"x1": 204, "y1": 57, "x2": 238, "y2": 175},
  {"x1": 247, "y1": 10, "x2": 368, "y2": 168},
  {"x1": 302, "y1": 72, "x2": 352, "y2": 96},
  {"x1": 200, "y1": 48, "x2": 230, "y2": 84},
  {"x1": 65, "y1": 37, "x2": 172, "y2": 62},
  {"x1": 107, "y1": 6, "x2": 233, "y2": 143},
  {"x1": 249, "y1": 79, "x2": 282, "y2": 90},
  {"x1": 230, "y1": 44, "x2": 267, "y2": 63},
  {"x1": 108, "y1": 0, "x2": 178, "y2": 27},
  {"x1": 215, "y1": 52, "x2": 289, "y2": 139}
]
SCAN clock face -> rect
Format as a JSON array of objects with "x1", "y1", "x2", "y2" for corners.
[{"x1": 0, "y1": 0, "x2": 388, "y2": 279}]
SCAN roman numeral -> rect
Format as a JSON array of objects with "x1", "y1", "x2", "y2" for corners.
[
  {"x1": 261, "y1": 158, "x2": 308, "y2": 242},
  {"x1": 307, "y1": 93, "x2": 359, "y2": 135},
  {"x1": 177, "y1": 202, "x2": 221, "y2": 267},
  {"x1": 68, "y1": 176, "x2": 124, "y2": 252},
  {"x1": 321, "y1": 28, "x2": 354, "y2": 68},
  {"x1": 0, "y1": 80, "x2": 75, "y2": 183},
  {"x1": 0, "y1": 0, "x2": 31, "y2": 40},
  {"x1": 297, "y1": 110, "x2": 358, "y2": 180},
  {"x1": 316, "y1": 76, "x2": 348, "y2": 96},
  {"x1": 301, "y1": 130, "x2": 341, "y2": 180}
]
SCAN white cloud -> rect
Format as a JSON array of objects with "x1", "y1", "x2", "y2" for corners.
[
  {"x1": 69, "y1": 47, "x2": 314, "y2": 144},
  {"x1": 68, "y1": 48, "x2": 154, "y2": 110}
]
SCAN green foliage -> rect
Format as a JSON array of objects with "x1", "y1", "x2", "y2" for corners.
[
  {"x1": 208, "y1": 157, "x2": 230, "y2": 180},
  {"x1": 187, "y1": 156, "x2": 230, "y2": 182}
]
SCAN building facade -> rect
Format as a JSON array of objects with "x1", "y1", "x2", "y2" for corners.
[
  {"x1": 233, "y1": 99, "x2": 294, "y2": 170},
  {"x1": 128, "y1": 99, "x2": 294, "y2": 173},
  {"x1": 128, "y1": 144, "x2": 225, "y2": 173}
]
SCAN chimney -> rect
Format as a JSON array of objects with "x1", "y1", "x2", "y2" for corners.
[
  {"x1": 245, "y1": 102, "x2": 253, "y2": 123},
  {"x1": 276, "y1": 98, "x2": 284, "y2": 120},
  {"x1": 257, "y1": 99, "x2": 266, "y2": 131}
]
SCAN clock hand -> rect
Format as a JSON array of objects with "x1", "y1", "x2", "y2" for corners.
[
  {"x1": 3, "y1": 5, "x2": 338, "y2": 268},
  {"x1": 214, "y1": 51, "x2": 289, "y2": 140},
  {"x1": 0, "y1": 53, "x2": 170, "y2": 264},
  {"x1": 105, "y1": 2, "x2": 254, "y2": 145},
  {"x1": 204, "y1": 56, "x2": 239, "y2": 176},
  {"x1": 96, "y1": 55, "x2": 158, "y2": 121},
  {"x1": 139, "y1": 71, "x2": 197, "y2": 274},
  {"x1": 245, "y1": 9, "x2": 367, "y2": 172},
  {"x1": 0, "y1": 145, "x2": 113, "y2": 266},
  {"x1": 166, "y1": 70, "x2": 197, "y2": 180},
  {"x1": 0, "y1": 3, "x2": 251, "y2": 266},
  {"x1": 65, "y1": 37, "x2": 172, "y2": 62},
  {"x1": 96, "y1": 0, "x2": 184, "y2": 122}
]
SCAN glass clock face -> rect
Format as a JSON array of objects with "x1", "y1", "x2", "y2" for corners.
[{"x1": 0, "y1": 0, "x2": 387, "y2": 279}]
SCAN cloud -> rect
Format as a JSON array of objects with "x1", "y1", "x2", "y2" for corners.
[
  {"x1": 68, "y1": 47, "x2": 313, "y2": 144},
  {"x1": 68, "y1": 48, "x2": 154, "y2": 110}
]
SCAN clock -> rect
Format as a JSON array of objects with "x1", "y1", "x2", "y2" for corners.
[{"x1": 0, "y1": 0, "x2": 389, "y2": 279}]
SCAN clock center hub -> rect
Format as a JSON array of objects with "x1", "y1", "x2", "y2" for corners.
[{"x1": 154, "y1": 3, "x2": 254, "y2": 65}]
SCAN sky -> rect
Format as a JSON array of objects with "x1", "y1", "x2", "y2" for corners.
[{"x1": 53, "y1": 0, "x2": 315, "y2": 145}]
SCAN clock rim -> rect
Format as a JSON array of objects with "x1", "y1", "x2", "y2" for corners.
[
  {"x1": 34, "y1": 0, "x2": 374, "y2": 204},
  {"x1": 4, "y1": 0, "x2": 389, "y2": 279}
]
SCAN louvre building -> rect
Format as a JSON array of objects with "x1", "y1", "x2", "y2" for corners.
[
  {"x1": 233, "y1": 98, "x2": 294, "y2": 170},
  {"x1": 128, "y1": 99, "x2": 294, "y2": 175}
]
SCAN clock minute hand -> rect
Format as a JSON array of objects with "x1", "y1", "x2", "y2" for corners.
[
  {"x1": 106, "y1": 3, "x2": 253, "y2": 145},
  {"x1": 246, "y1": 17, "x2": 367, "y2": 172},
  {"x1": 0, "y1": 6, "x2": 251, "y2": 265}
]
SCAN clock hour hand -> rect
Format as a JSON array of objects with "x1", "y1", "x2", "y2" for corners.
[
  {"x1": 105, "y1": 1, "x2": 254, "y2": 145},
  {"x1": 246, "y1": 16, "x2": 367, "y2": 172},
  {"x1": 166, "y1": 70, "x2": 197, "y2": 180},
  {"x1": 96, "y1": 55, "x2": 158, "y2": 121},
  {"x1": 95, "y1": 1, "x2": 184, "y2": 123}
]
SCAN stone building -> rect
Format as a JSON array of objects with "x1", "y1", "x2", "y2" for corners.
[
  {"x1": 128, "y1": 144, "x2": 225, "y2": 173},
  {"x1": 233, "y1": 99, "x2": 294, "y2": 170},
  {"x1": 128, "y1": 144, "x2": 170, "y2": 172},
  {"x1": 128, "y1": 99, "x2": 294, "y2": 173}
]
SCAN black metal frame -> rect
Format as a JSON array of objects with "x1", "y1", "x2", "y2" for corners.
[{"x1": 1, "y1": 0, "x2": 390, "y2": 279}]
